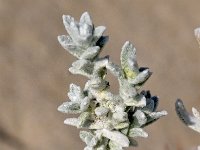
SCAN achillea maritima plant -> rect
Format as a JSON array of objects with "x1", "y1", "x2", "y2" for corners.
[{"x1": 57, "y1": 12, "x2": 167, "y2": 150}]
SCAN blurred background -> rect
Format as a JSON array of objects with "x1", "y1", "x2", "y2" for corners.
[{"x1": 0, "y1": 0, "x2": 200, "y2": 150}]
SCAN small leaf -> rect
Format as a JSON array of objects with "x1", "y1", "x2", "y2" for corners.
[
  {"x1": 57, "y1": 35, "x2": 84, "y2": 58},
  {"x1": 101, "y1": 129, "x2": 130, "y2": 147},
  {"x1": 143, "y1": 110, "x2": 167, "y2": 127},
  {"x1": 148, "y1": 111, "x2": 168, "y2": 119},
  {"x1": 57, "y1": 101, "x2": 81, "y2": 114},
  {"x1": 64, "y1": 118, "x2": 79, "y2": 127},
  {"x1": 121, "y1": 41, "x2": 139, "y2": 80},
  {"x1": 80, "y1": 12, "x2": 93, "y2": 26},
  {"x1": 80, "y1": 97, "x2": 91, "y2": 111},
  {"x1": 80, "y1": 131, "x2": 98, "y2": 147},
  {"x1": 78, "y1": 112, "x2": 91, "y2": 127},
  {"x1": 128, "y1": 128, "x2": 148, "y2": 138},
  {"x1": 68, "y1": 83, "x2": 83, "y2": 102},
  {"x1": 62, "y1": 15, "x2": 79, "y2": 42},
  {"x1": 133, "y1": 110, "x2": 147, "y2": 127}
]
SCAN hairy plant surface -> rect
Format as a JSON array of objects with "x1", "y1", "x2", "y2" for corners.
[{"x1": 57, "y1": 12, "x2": 167, "y2": 150}]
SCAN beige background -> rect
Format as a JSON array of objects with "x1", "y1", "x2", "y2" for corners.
[{"x1": 0, "y1": 0, "x2": 200, "y2": 150}]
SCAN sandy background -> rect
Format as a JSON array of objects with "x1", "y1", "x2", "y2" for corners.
[{"x1": 0, "y1": 0, "x2": 200, "y2": 150}]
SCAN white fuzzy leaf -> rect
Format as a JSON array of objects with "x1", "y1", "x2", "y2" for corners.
[
  {"x1": 57, "y1": 102, "x2": 81, "y2": 114},
  {"x1": 101, "y1": 129, "x2": 130, "y2": 147},
  {"x1": 80, "y1": 131, "x2": 97, "y2": 147},
  {"x1": 57, "y1": 35, "x2": 84, "y2": 58},
  {"x1": 133, "y1": 110, "x2": 147, "y2": 127},
  {"x1": 121, "y1": 41, "x2": 139, "y2": 80},
  {"x1": 68, "y1": 83, "x2": 83, "y2": 102},
  {"x1": 80, "y1": 12, "x2": 93, "y2": 26},
  {"x1": 128, "y1": 128, "x2": 148, "y2": 138},
  {"x1": 64, "y1": 118, "x2": 79, "y2": 127}
]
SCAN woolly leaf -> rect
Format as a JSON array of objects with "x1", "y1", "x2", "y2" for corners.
[
  {"x1": 80, "y1": 131, "x2": 98, "y2": 147},
  {"x1": 133, "y1": 110, "x2": 147, "y2": 127},
  {"x1": 80, "y1": 12, "x2": 93, "y2": 26},
  {"x1": 80, "y1": 97, "x2": 91, "y2": 111},
  {"x1": 68, "y1": 83, "x2": 83, "y2": 102},
  {"x1": 128, "y1": 128, "x2": 148, "y2": 138},
  {"x1": 64, "y1": 118, "x2": 79, "y2": 127},
  {"x1": 57, "y1": 101, "x2": 81, "y2": 114},
  {"x1": 57, "y1": 35, "x2": 84, "y2": 58},
  {"x1": 101, "y1": 129, "x2": 130, "y2": 147},
  {"x1": 62, "y1": 13, "x2": 94, "y2": 47},
  {"x1": 62, "y1": 15, "x2": 79, "y2": 41},
  {"x1": 121, "y1": 41, "x2": 139, "y2": 80},
  {"x1": 78, "y1": 112, "x2": 91, "y2": 128},
  {"x1": 142, "y1": 110, "x2": 167, "y2": 127}
]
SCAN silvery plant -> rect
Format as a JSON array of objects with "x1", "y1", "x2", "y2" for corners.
[
  {"x1": 57, "y1": 12, "x2": 167, "y2": 150},
  {"x1": 175, "y1": 27, "x2": 200, "y2": 150}
]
